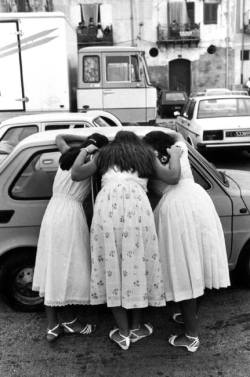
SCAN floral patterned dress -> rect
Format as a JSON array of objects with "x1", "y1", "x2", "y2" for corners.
[{"x1": 90, "y1": 168, "x2": 165, "y2": 309}]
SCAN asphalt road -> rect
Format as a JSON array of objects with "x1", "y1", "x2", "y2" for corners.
[{"x1": 0, "y1": 280, "x2": 250, "y2": 377}]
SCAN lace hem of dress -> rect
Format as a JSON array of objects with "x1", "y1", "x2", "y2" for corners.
[{"x1": 33, "y1": 288, "x2": 90, "y2": 306}]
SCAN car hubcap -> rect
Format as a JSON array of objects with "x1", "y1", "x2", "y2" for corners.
[{"x1": 13, "y1": 267, "x2": 43, "y2": 306}]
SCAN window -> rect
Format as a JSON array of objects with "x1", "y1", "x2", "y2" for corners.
[
  {"x1": 1, "y1": 125, "x2": 38, "y2": 145},
  {"x1": 191, "y1": 166, "x2": 211, "y2": 190},
  {"x1": 106, "y1": 56, "x2": 130, "y2": 82},
  {"x1": 204, "y1": 3, "x2": 218, "y2": 25},
  {"x1": 197, "y1": 98, "x2": 250, "y2": 118},
  {"x1": 187, "y1": 2, "x2": 195, "y2": 24},
  {"x1": 187, "y1": 101, "x2": 195, "y2": 120},
  {"x1": 45, "y1": 124, "x2": 70, "y2": 131},
  {"x1": 94, "y1": 116, "x2": 118, "y2": 127},
  {"x1": 241, "y1": 50, "x2": 250, "y2": 60},
  {"x1": 83, "y1": 56, "x2": 100, "y2": 83},
  {"x1": 11, "y1": 151, "x2": 60, "y2": 200}
]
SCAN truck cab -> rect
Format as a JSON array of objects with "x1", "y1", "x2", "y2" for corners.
[{"x1": 77, "y1": 46, "x2": 157, "y2": 123}]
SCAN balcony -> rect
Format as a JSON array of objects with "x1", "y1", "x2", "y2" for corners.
[
  {"x1": 157, "y1": 23, "x2": 200, "y2": 47},
  {"x1": 77, "y1": 24, "x2": 113, "y2": 48}
]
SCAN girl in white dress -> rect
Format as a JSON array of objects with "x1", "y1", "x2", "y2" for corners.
[
  {"x1": 32, "y1": 133, "x2": 108, "y2": 342},
  {"x1": 71, "y1": 130, "x2": 182, "y2": 350},
  {"x1": 144, "y1": 131, "x2": 230, "y2": 352}
]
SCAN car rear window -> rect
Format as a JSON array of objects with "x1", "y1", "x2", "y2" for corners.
[
  {"x1": 1, "y1": 125, "x2": 38, "y2": 145},
  {"x1": 197, "y1": 97, "x2": 250, "y2": 118},
  {"x1": 165, "y1": 93, "x2": 186, "y2": 101}
]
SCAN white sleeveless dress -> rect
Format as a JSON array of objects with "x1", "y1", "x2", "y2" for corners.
[
  {"x1": 32, "y1": 167, "x2": 91, "y2": 306},
  {"x1": 154, "y1": 142, "x2": 230, "y2": 302},
  {"x1": 90, "y1": 168, "x2": 166, "y2": 309}
]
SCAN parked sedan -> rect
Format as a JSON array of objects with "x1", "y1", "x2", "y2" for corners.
[
  {"x1": 0, "y1": 126, "x2": 250, "y2": 311},
  {"x1": 157, "y1": 90, "x2": 188, "y2": 118},
  {"x1": 0, "y1": 110, "x2": 123, "y2": 149},
  {"x1": 175, "y1": 95, "x2": 250, "y2": 153}
]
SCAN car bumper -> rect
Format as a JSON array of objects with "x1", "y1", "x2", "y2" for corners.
[{"x1": 197, "y1": 141, "x2": 250, "y2": 153}]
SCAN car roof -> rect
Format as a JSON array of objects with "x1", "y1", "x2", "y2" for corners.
[
  {"x1": 15, "y1": 126, "x2": 176, "y2": 151},
  {"x1": 0, "y1": 111, "x2": 121, "y2": 126},
  {"x1": 190, "y1": 94, "x2": 250, "y2": 101}
]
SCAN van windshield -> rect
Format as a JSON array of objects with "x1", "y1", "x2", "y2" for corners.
[{"x1": 197, "y1": 97, "x2": 250, "y2": 118}]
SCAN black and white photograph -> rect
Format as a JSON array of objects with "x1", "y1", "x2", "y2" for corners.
[{"x1": 0, "y1": 0, "x2": 250, "y2": 376}]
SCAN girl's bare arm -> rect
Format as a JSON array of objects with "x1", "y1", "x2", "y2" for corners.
[
  {"x1": 55, "y1": 134, "x2": 86, "y2": 154},
  {"x1": 154, "y1": 145, "x2": 182, "y2": 184},
  {"x1": 71, "y1": 146, "x2": 98, "y2": 181}
]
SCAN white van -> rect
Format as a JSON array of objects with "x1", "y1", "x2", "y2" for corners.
[{"x1": 77, "y1": 46, "x2": 157, "y2": 123}]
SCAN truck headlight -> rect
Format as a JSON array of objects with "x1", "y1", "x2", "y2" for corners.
[{"x1": 203, "y1": 130, "x2": 223, "y2": 141}]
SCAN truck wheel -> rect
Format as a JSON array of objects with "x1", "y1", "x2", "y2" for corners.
[{"x1": 0, "y1": 250, "x2": 43, "y2": 312}]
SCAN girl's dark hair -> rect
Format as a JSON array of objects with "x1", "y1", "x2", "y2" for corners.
[
  {"x1": 96, "y1": 130, "x2": 155, "y2": 177},
  {"x1": 143, "y1": 131, "x2": 176, "y2": 164},
  {"x1": 59, "y1": 133, "x2": 109, "y2": 170}
]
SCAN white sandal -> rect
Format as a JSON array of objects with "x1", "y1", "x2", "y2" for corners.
[
  {"x1": 130, "y1": 323, "x2": 153, "y2": 343},
  {"x1": 109, "y1": 328, "x2": 130, "y2": 350},
  {"x1": 172, "y1": 312, "x2": 184, "y2": 325},
  {"x1": 46, "y1": 324, "x2": 62, "y2": 342},
  {"x1": 169, "y1": 334, "x2": 200, "y2": 352},
  {"x1": 62, "y1": 318, "x2": 95, "y2": 335}
]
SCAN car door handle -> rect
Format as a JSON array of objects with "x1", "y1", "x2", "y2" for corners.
[
  {"x1": 103, "y1": 90, "x2": 115, "y2": 94},
  {"x1": 0, "y1": 210, "x2": 14, "y2": 223}
]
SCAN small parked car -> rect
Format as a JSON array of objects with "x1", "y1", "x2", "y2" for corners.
[
  {"x1": 157, "y1": 90, "x2": 188, "y2": 118},
  {"x1": 175, "y1": 94, "x2": 250, "y2": 153},
  {"x1": 0, "y1": 110, "x2": 123, "y2": 149},
  {"x1": 0, "y1": 126, "x2": 250, "y2": 312}
]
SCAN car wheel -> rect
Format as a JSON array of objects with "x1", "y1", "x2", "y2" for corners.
[
  {"x1": 0, "y1": 250, "x2": 43, "y2": 312},
  {"x1": 236, "y1": 246, "x2": 250, "y2": 288}
]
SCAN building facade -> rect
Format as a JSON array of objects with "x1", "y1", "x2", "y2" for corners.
[{"x1": 1, "y1": 0, "x2": 250, "y2": 95}]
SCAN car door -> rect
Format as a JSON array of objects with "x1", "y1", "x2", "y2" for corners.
[{"x1": 189, "y1": 150, "x2": 233, "y2": 258}]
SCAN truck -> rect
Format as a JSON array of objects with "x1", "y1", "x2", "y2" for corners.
[{"x1": 0, "y1": 12, "x2": 157, "y2": 124}]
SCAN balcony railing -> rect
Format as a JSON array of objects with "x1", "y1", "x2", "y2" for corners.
[
  {"x1": 157, "y1": 23, "x2": 200, "y2": 47},
  {"x1": 77, "y1": 24, "x2": 113, "y2": 48}
]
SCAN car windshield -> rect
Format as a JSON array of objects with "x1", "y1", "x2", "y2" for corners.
[
  {"x1": 165, "y1": 93, "x2": 186, "y2": 101},
  {"x1": 197, "y1": 97, "x2": 250, "y2": 118},
  {"x1": 188, "y1": 144, "x2": 227, "y2": 185}
]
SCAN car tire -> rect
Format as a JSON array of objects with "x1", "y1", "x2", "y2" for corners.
[
  {"x1": 236, "y1": 246, "x2": 250, "y2": 288},
  {"x1": 0, "y1": 249, "x2": 44, "y2": 312}
]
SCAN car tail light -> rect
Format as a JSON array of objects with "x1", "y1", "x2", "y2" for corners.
[{"x1": 203, "y1": 130, "x2": 223, "y2": 141}]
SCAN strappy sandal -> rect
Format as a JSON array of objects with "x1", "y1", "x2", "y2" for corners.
[
  {"x1": 168, "y1": 334, "x2": 200, "y2": 353},
  {"x1": 130, "y1": 323, "x2": 153, "y2": 344},
  {"x1": 46, "y1": 324, "x2": 62, "y2": 343},
  {"x1": 109, "y1": 328, "x2": 130, "y2": 350},
  {"x1": 62, "y1": 318, "x2": 95, "y2": 335},
  {"x1": 172, "y1": 312, "x2": 184, "y2": 325}
]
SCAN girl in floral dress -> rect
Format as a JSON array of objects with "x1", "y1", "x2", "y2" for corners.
[
  {"x1": 144, "y1": 131, "x2": 230, "y2": 352},
  {"x1": 32, "y1": 132, "x2": 108, "y2": 342},
  {"x1": 71, "y1": 130, "x2": 182, "y2": 350}
]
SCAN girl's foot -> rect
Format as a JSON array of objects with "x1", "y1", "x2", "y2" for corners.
[
  {"x1": 130, "y1": 323, "x2": 153, "y2": 343},
  {"x1": 62, "y1": 318, "x2": 96, "y2": 335},
  {"x1": 109, "y1": 328, "x2": 130, "y2": 350},
  {"x1": 46, "y1": 324, "x2": 63, "y2": 343},
  {"x1": 168, "y1": 333, "x2": 200, "y2": 352}
]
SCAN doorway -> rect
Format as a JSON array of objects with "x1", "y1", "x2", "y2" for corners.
[{"x1": 169, "y1": 59, "x2": 191, "y2": 95}]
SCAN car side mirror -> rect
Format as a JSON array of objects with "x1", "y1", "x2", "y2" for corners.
[{"x1": 174, "y1": 111, "x2": 180, "y2": 117}]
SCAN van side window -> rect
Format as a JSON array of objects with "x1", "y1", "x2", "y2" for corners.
[
  {"x1": 191, "y1": 165, "x2": 211, "y2": 190},
  {"x1": 11, "y1": 151, "x2": 60, "y2": 200},
  {"x1": 1, "y1": 125, "x2": 38, "y2": 146},
  {"x1": 83, "y1": 55, "x2": 100, "y2": 83},
  {"x1": 106, "y1": 55, "x2": 130, "y2": 82}
]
